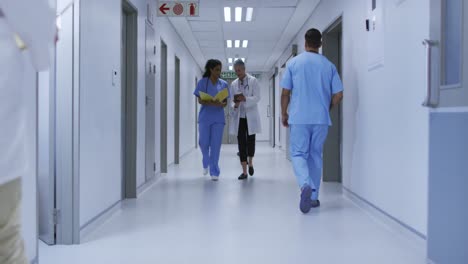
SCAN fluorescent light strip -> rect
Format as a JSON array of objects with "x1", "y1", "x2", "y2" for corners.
[
  {"x1": 242, "y1": 40, "x2": 248, "y2": 48},
  {"x1": 241, "y1": 58, "x2": 245, "y2": 62},
  {"x1": 226, "y1": 40, "x2": 232, "y2": 48},
  {"x1": 246, "y1": 7, "x2": 253, "y2": 22},
  {"x1": 228, "y1": 58, "x2": 233, "y2": 63},
  {"x1": 235, "y1": 40, "x2": 240, "y2": 48},
  {"x1": 224, "y1": 7, "x2": 231, "y2": 22},
  {"x1": 229, "y1": 65, "x2": 233, "y2": 71},
  {"x1": 235, "y1": 7, "x2": 242, "y2": 22}
]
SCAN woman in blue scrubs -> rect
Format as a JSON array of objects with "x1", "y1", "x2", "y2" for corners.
[{"x1": 194, "y1": 59, "x2": 230, "y2": 181}]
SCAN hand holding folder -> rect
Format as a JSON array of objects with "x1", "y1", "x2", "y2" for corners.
[{"x1": 199, "y1": 88, "x2": 229, "y2": 102}]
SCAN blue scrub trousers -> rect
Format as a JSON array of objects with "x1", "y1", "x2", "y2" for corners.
[
  {"x1": 199, "y1": 122, "x2": 225, "y2": 177},
  {"x1": 290, "y1": 125, "x2": 329, "y2": 200}
]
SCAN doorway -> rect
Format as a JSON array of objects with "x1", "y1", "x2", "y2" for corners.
[
  {"x1": 195, "y1": 77, "x2": 198, "y2": 148},
  {"x1": 121, "y1": 0, "x2": 138, "y2": 198},
  {"x1": 269, "y1": 75, "x2": 276, "y2": 147},
  {"x1": 174, "y1": 56, "x2": 180, "y2": 164},
  {"x1": 160, "y1": 41, "x2": 168, "y2": 173},
  {"x1": 38, "y1": 2, "x2": 79, "y2": 245},
  {"x1": 322, "y1": 17, "x2": 343, "y2": 183},
  {"x1": 145, "y1": 23, "x2": 156, "y2": 180}
]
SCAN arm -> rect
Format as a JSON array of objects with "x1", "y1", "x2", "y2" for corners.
[
  {"x1": 221, "y1": 99, "x2": 228, "y2": 108},
  {"x1": 329, "y1": 65, "x2": 344, "y2": 110},
  {"x1": 281, "y1": 89, "x2": 291, "y2": 127},
  {"x1": 330, "y1": 91, "x2": 343, "y2": 110},
  {"x1": 280, "y1": 65, "x2": 293, "y2": 127}
]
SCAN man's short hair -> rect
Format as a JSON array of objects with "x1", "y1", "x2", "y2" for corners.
[
  {"x1": 233, "y1": 59, "x2": 245, "y2": 68},
  {"x1": 305, "y1": 28, "x2": 322, "y2": 49}
]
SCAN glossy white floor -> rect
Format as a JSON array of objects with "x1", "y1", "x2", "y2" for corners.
[{"x1": 39, "y1": 143, "x2": 426, "y2": 264}]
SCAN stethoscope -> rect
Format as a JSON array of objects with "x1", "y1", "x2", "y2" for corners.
[
  {"x1": 205, "y1": 77, "x2": 221, "y2": 93},
  {"x1": 238, "y1": 77, "x2": 249, "y2": 95},
  {"x1": 205, "y1": 78, "x2": 212, "y2": 93}
]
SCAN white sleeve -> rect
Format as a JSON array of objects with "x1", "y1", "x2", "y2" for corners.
[
  {"x1": 244, "y1": 77, "x2": 261, "y2": 109},
  {"x1": 0, "y1": 0, "x2": 56, "y2": 71}
]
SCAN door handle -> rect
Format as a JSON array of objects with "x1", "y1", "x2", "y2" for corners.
[{"x1": 422, "y1": 39, "x2": 438, "y2": 108}]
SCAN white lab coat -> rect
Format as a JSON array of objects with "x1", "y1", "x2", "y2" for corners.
[
  {"x1": 0, "y1": 1, "x2": 55, "y2": 185},
  {"x1": 229, "y1": 74, "x2": 262, "y2": 136}
]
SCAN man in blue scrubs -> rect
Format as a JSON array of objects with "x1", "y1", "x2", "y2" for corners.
[{"x1": 280, "y1": 28, "x2": 343, "y2": 213}]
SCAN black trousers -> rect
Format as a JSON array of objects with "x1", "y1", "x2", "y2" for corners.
[{"x1": 237, "y1": 118, "x2": 256, "y2": 163}]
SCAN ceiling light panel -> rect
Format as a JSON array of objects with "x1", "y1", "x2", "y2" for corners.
[{"x1": 224, "y1": 7, "x2": 231, "y2": 22}]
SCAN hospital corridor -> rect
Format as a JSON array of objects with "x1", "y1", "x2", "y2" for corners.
[{"x1": 0, "y1": 0, "x2": 467, "y2": 264}]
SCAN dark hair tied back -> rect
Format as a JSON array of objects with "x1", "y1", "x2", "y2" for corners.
[{"x1": 203, "y1": 59, "x2": 222, "y2": 78}]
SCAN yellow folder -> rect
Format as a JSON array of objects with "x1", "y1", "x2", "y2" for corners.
[{"x1": 199, "y1": 88, "x2": 228, "y2": 102}]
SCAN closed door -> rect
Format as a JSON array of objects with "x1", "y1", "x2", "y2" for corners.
[
  {"x1": 145, "y1": 23, "x2": 156, "y2": 180},
  {"x1": 195, "y1": 77, "x2": 198, "y2": 148},
  {"x1": 427, "y1": 1, "x2": 468, "y2": 264},
  {"x1": 174, "y1": 57, "x2": 180, "y2": 164},
  {"x1": 322, "y1": 18, "x2": 343, "y2": 183},
  {"x1": 160, "y1": 41, "x2": 168, "y2": 173},
  {"x1": 121, "y1": 0, "x2": 138, "y2": 198}
]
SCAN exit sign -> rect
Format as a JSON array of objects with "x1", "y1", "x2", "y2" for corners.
[
  {"x1": 221, "y1": 72, "x2": 261, "y2": 79},
  {"x1": 221, "y1": 72, "x2": 237, "y2": 79}
]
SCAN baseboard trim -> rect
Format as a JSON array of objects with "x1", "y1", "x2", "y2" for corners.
[
  {"x1": 180, "y1": 148, "x2": 195, "y2": 160},
  {"x1": 137, "y1": 172, "x2": 161, "y2": 196},
  {"x1": 343, "y1": 187, "x2": 427, "y2": 252},
  {"x1": 79, "y1": 200, "x2": 122, "y2": 242},
  {"x1": 79, "y1": 173, "x2": 163, "y2": 242},
  {"x1": 168, "y1": 147, "x2": 196, "y2": 169}
]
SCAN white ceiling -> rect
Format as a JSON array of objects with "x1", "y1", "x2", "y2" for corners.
[{"x1": 168, "y1": 0, "x2": 320, "y2": 72}]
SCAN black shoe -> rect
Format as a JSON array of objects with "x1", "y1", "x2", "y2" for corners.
[
  {"x1": 248, "y1": 166, "x2": 254, "y2": 176},
  {"x1": 238, "y1": 173, "x2": 248, "y2": 180},
  {"x1": 310, "y1": 200, "x2": 320, "y2": 208}
]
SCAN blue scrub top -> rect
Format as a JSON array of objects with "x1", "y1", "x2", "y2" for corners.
[
  {"x1": 193, "y1": 77, "x2": 230, "y2": 124},
  {"x1": 280, "y1": 52, "x2": 343, "y2": 126}
]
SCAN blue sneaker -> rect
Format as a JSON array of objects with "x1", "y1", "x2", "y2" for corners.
[{"x1": 300, "y1": 185, "x2": 313, "y2": 213}]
